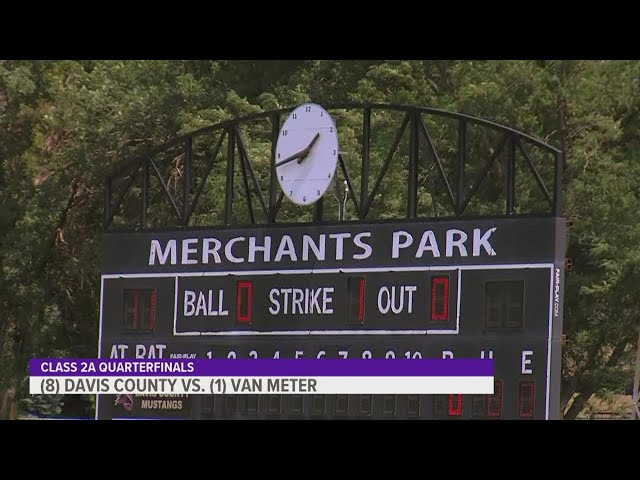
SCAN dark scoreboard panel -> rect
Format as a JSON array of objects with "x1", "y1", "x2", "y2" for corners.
[
  {"x1": 97, "y1": 216, "x2": 566, "y2": 420},
  {"x1": 102, "y1": 269, "x2": 460, "y2": 334}
]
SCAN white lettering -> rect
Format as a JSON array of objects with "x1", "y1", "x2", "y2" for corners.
[
  {"x1": 522, "y1": 350, "x2": 533, "y2": 374},
  {"x1": 415, "y1": 231, "x2": 441, "y2": 258},
  {"x1": 392, "y1": 231, "x2": 413, "y2": 258},
  {"x1": 181, "y1": 238, "x2": 198, "y2": 264},
  {"x1": 377, "y1": 286, "x2": 415, "y2": 314},
  {"x1": 292, "y1": 289, "x2": 304, "y2": 314},
  {"x1": 268, "y1": 289, "x2": 280, "y2": 315},
  {"x1": 481, "y1": 350, "x2": 494, "y2": 359},
  {"x1": 391, "y1": 286, "x2": 404, "y2": 314},
  {"x1": 302, "y1": 234, "x2": 325, "y2": 261},
  {"x1": 248, "y1": 236, "x2": 271, "y2": 263},
  {"x1": 281, "y1": 288, "x2": 292, "y2": 313},
  {"x1": 202, "y1": 238, "x2": 222, "y2": 264},
  {"x1": 225, "y1": 237, "x2": 245, "y2": 263},
  {"x1": 207, "y1": 290, "x2": 216, "y2": 315},
  {"x1": 473, "y1": 228, "x2": 497, "y2": 256},
  {"x1": 275, "y1": 235, "x2": 298, "y2": 262},
  {"x1": 149, "y1": 239, "x2": 176, "y2": 265},
  {"x1": 317, "y1": 351, "x2": 326, "y2": 359},
  {"x1": 329, "y1": 233, "x2": 351, "y2": 260},
  {"x1": 405, "y1": 285, "x2": 416, "y2": 314},
  {"x1": 446, "y1": 229, "x2": 468, "y2": 257},
  {"x1": 353, "y1": 232, "x2": 373, "y2": 260},
  {"x1": 378, "y1": 287, "x2": 391, "y2": 314},
  {"x1": 269, "y1": 288, "x2": 334, "y2": 315},
  {"x1": 195, "y1": 292, "x2": 207, "y2": 316},
  {"x1": 554, "y1": 268, "x2": 561, "y2": 317},
  {"x1": 323, "y1": 287, "x2": 334, "y2": 314},
  {"x1": 136, "y1": 344, "x2": 146, "y2": 358},
  {"x1": 442, "y1": 350, "x2": 454, "y2": 359},
  {"x1": 218, "y1": 290, "x2": 228, "y2": 316},
  {"x1": 184, "y1": 291, "x2": 196, "y2": 316},
  {"x1": 110, "y1": 344, "x2": 128, "y2": 359},
  {"x1": 310, "y1": 288, "x2": 322, "y2": 313}
]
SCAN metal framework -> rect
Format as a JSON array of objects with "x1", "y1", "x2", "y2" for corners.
[{"x1": 103, "y1": 104, "x2": 563, "y2": 230}]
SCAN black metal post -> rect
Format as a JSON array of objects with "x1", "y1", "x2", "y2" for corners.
[
  {"x1": 360, "y1": 106, "x2": 370, "y2": 219},
  {"x1": 314, "y1": 197, "x2": 323, "y2": 222},
  {"x1": 553, "y1": 150, "x2": 563, "y2": 216},
  {"x1": 225, "y1": 128, "x2": 235, "y2": 226},
  {"x1": 149, "y1": 159, "x2": 182, "y2": 222},
  {"x1": 236, "y1": 126, "x2": 268, "y2": 217},
  {"x1": 269, "y1": 113, "x2": 280, "y2": 223},
  {"x1": 460, "y1": 135, "x2": 508, "y2": 215},
  {"x1": 141, "y1": 159, "x2": 148, "y2": 228},
  {"x1": 184, "y1": 131, "x2": 226, "y2": 226},
  {"x1": 457, "y1": 119, "x2": 466, "y2": 214},
  {"x1": 507, "y1": 137, "x2": 516, "y2": 215},
  {"x1": 518, "y1": 141, "x2": 553, "y2": 207},
  {"x1": 183, "y1": 137, "x2": 192, "y2": 225},
  {"x1": 419, "y1": 116, "x2": 456, "y2": 211},
  {"x1": 237, "y1": 130, "x2": 255, "y2": 225},
  {"x1": 339, "y1": 155, "x2": 360, "y2": 217},
  {"x1": 408, "y1": 111, "x2": 419, "y2": 218}
]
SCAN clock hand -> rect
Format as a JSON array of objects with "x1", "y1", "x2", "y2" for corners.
[
  {"x1": 275, "y1": 132, "x2": 322, "y2": 168},
  {"x1": 296, "y1": 132, "x2": 321, "y2": 164},
  {"x1": 275, "y1": 150, "x2": 306, "y2": 168}
]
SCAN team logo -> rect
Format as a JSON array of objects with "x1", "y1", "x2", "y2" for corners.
[{"x1": 114, "y1": 394, "x2": 134, "y2": 412}]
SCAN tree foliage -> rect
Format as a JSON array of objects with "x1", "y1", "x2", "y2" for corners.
[{"x1": 1, "y1": 60, "x2": 638, "y2": 419}]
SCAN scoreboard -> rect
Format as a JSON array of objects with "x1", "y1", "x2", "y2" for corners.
[{"x1": 96, "y1": 215, "x2": 565, "y2": 420}]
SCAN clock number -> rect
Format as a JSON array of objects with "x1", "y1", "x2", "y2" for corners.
[
  {"x1": 317, "y1": 190, "x2": 321, "y2": 196},
  {"x1": 280, "y1": 176, "x2": 283, "y2": 181},
  {"x1": 305, "y1": 106, "x2": 311, "y2": 112},
  {"x1": 333, "y1": 149, "x2": 336, "y2": 155},
  {"x1": 282, "y1": 130, "x2": 288, "y2": 136},
  {"x1": 330, "y1": 127, "x2": 333, "y2": 132},
  {"x1": 327, "y1": 173, "x2": 331, "y2": 178},
  {"x1": 303, "y1": 196, "x2": 306, "y2": 202},
  {"x1": 320, "y1": 111, "x2": 323, "y2": 116},
  {"x1": 292, "y1": 113, "x2": 297, "y2": 119},
  {"x1": 290, "y1": 190, "x2": 293, "y2": 196},
  {"x1": 278, "y1": 153, "x2": 281, "y2": 159}
]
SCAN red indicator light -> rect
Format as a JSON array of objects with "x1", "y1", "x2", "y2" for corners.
[
  {"x1": 358, "y1": 278, "x2": 365, "y2": 322},
  {"x1": 448, "y1": 394, "x2": 463, "y2": 416},
  {"x1": 488, "y1": 380, "x2": 502, "y2": 417},
  {"x1": 347, "y1": 277, "x2": 366, "y2": 324},
  {"x1": 431, "y1": 276, "x2": 449, "y2": 321},
  {"x1": 237, "y1": 281, "x2": 253, "y2": 323},
  {"x1": 149, "y1": 289, "x2": 156, "y2": 330},
  {"x1": 133, "y1": 290, "x2": 139, "y2": 329},
  {"x1": 519, "y1": 382, "x2": 535, "y2": 417}
]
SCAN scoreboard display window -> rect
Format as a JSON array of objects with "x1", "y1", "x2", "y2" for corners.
[{"x1": 97, "y1": 216, "x2": 565, "y2": 420}]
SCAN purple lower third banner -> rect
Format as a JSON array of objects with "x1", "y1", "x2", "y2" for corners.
[{"x1": 30, "y1": 358, "x2": 493, "y2": 377}]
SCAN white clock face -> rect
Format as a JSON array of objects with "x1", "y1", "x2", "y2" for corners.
[{"x1": 275, "y1": 103, "x2": 339, "y2": 206}]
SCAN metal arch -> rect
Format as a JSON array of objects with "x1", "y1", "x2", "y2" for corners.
[{"x1": 103, "y1": 103, "x2": 564, "y2": 230}]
